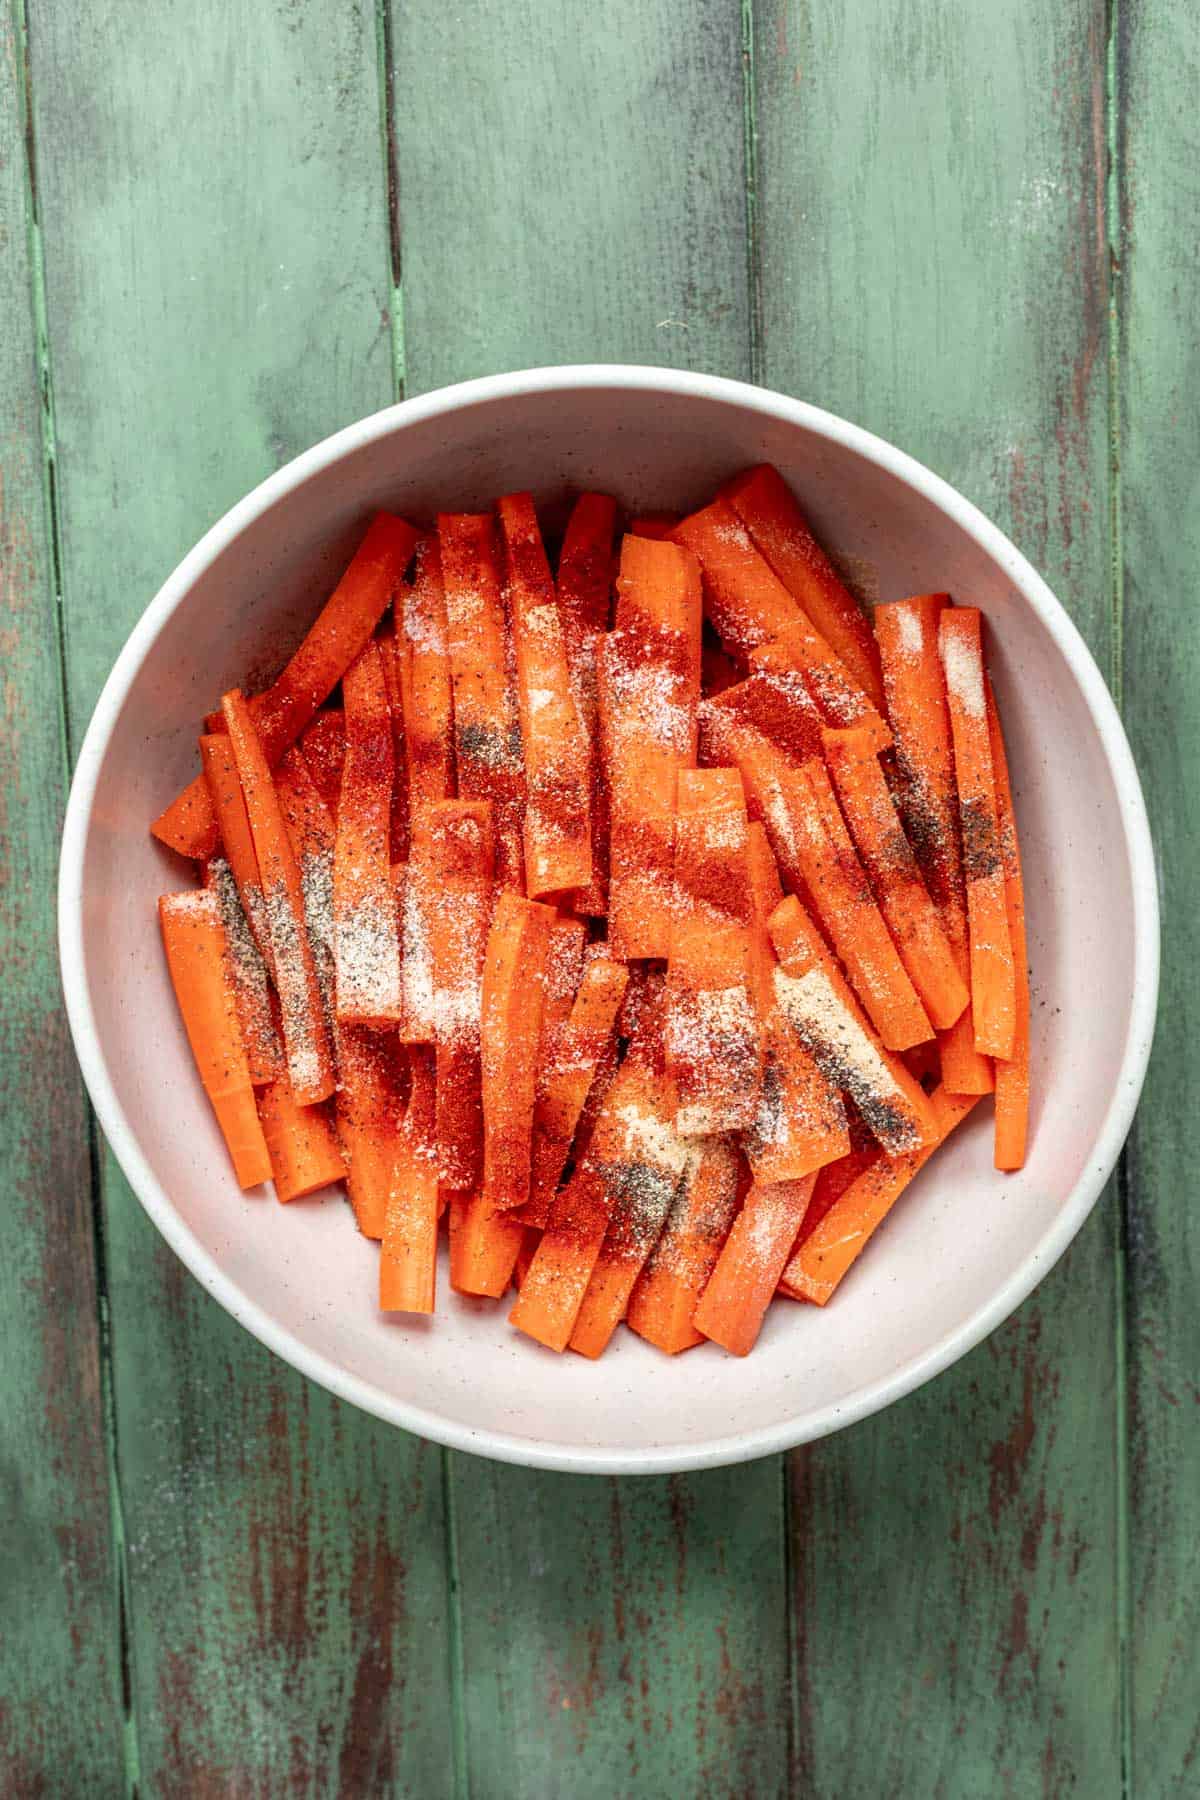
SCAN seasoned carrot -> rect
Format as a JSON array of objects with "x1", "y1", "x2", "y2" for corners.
[
  {"x1": 203, "y1": 856, "x2": 282, "y2": 1087},
  {"x1": 768, "y1": 894, "x2": 939, "y2": 1155},
  {"x1": 424, "y1": 800, "x2": 495, "y2": 1190},
  {"x1": 629, "y1": 512, "x2": 681, "y2": 540},
  {"x1": 556, "y1": 492, "x2": 617, "y2": 914},
  {"x1": 336, "y1": 1023, "x2": 407, "y2": 1239},
  {"x1": 822, "y1": 725, "x2": 969, "y2": 1030},
  {"x1": 569, "y1": 1137, "x2": 699, "y2": 1359},
  {"x1": 626, "y1": 1136, "x2": 742, "y2": 1353},
  {"x1": 438, "y1": 511, "x2": 526, "y2": 889},
  {"x1": 599, "y1": 533, "x2": 702, "y2": 958},
  {"x1": 672, "y1": 496, "x2": 887, "y2": 737},
  {"x1": 257, "y1": 1078, "x2": 345, "y2": 1202},
  {"x1": 986, "y1": 679, "x2": 1031, "y2": 1169},
  {"x1": 522, "y1": 955, "x2": 630, "y2": 1229},
  {"x1": 273, "y1": 746, "x2": 336, "y2": 1020},
  {"x1": 449, "y1": 1185, "x2": 529, "y2": 1300},
  {"x1": 152, "y1": 511, "x2": 419, "y2": 859},
  {"x1": 200, "y1": 732, "x2": 274, "y2": 974},
  {"x1": 664, "y1": 767, "x2": 763, "y2": 1134},
  {"x1": 333, "y1": 641, "x2": 405, "y2": 1027},
  {"x1": 789, "y1": 757, "x2": 933, "y2": 1050},
  {"x1": 480, "y1": 891, "x2": 557, "y2": 1212},
  {"x1": 377, "y1": 613, "x2": 411, "y2": 863},
  {"x1": 724, "y1": 463, "x2": 886, "y2": 710},
  {"x1": 693, "y1": 1171, "x2": 818, "y2": 1356},
  {"x1": 778, "y1": 1114, "x2": 884, "y2": 1287},
  {"x1": 380, "y1": 1046, "x2": 440, "y2": 1313},
  {"x1": 711, "y1": 650, "x2": 826, "y2": 763},
  {"x1": 697, "y1": 702, "x2": 814, "y2": 907},
  {"x1": 398, "y1": 824, "x2": 436, "y2": 1043},
  {"x1": 781, "y1": 1085, "x2": 982, "y2": 1304},
  {"x1": 743, "y1": 823, "x2": 849, "y2": 1181},
  {"x1": 158, "y1": 891, "x2": 273, "y2": 1188},
  {"x1": 939, "y1": 608, "x2": 1016, "y2": 1059},
  {"x1": 875, "y1": 594, "x2": 992, "y2": 1094},
  {"x1": 513, "y1": 1226, "x2": 540, "y2": 1291},
  {"x1": 221, "y1": 689, "x2": 335, "y2": 1105},
  {"x1": 395, "y1": 535, "x2": 456, "y2": 831},
  {"x1": 496, "y1": 492, "x2": 594, "y2": 898},
  {"x1": 297, "y1": 709, "x2": 346, "y2": 815}
]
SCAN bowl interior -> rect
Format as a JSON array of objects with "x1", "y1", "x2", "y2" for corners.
[{"x1": 66, "y1": 378, "x2": 1147, "y2": 1469}]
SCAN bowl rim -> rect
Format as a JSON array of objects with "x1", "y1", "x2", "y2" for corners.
[{"x1": 58, "y1": 363, "x2": 1160, "y2": 1475}]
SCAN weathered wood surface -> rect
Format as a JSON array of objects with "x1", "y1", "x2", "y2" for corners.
[{"x1": 1, "y1": 0, "x2": 1190, "y2": 1792}]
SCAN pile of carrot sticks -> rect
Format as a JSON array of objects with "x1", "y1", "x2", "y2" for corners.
[{"x1": 153, "y1": 465, "x2": 1029, "y2": 1357}]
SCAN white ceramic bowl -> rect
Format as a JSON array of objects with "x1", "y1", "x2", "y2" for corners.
[{"x1": 59, "y1": 367, "x2": 1158, "y2": 1474}]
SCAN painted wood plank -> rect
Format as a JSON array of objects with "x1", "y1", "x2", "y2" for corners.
[
  {"x1": 28, "y1": 2, "x2": 455, "y2": 1791},
  {"x1": 389, "y1": 6, "x2": 792, "y2": 1794},
  {"x1": 1117, "y1": 5, "x2": 1199, "y2": 1790},
  {"x1": 753, "y1": 2, "x2": 1122, "y2": 1791},
  {"x1": 0, "y1": 13, "x2": 125, "y2": 1792}
]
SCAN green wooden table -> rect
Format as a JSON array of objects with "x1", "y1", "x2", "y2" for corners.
[{"x1": 2, "y1": 2, "x2": 1190, "y2": 1793}]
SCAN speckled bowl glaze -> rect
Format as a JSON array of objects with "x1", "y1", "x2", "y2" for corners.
[{"x1": 59, "y1": 367, "x2": 1159, "y2": 1473}]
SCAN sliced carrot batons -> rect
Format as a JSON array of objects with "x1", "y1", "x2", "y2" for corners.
[
  {"x1": 693, "y1": 1171, "x2": 818, "y2": 1356},
  {"x1": 395, "y1": 534, "x2": 456, "y2": 833},
  {"x1": 425, "y1": 800, "x2": 495, "y2": 1190},
  {"x1": 335, "y1": 1022, "x2": 407, "y2": 1240},
  {"x1": 523, "y1": 955, "x2": 630, "y2": 1229},
  {"x1": 297, "y1": 709, "x2": 346, "y2": 816},
  {"x1": 273, "y1": 745, "x2": 336, "y2": 1019},
  {"x1": 159, "y1": 890, "x2": 273, "y2": 1188},
  {"x1": 200, "y1": 731, "x2": 275, "y2": 974},
  {"x1": 333, "y1": 640, "x2": 405, "y2": 1027},
  {"x1": 202, "y1": 855, "x2": 282, "y2": 1088},
  {"x1": 626, "y1": 1136, "x2": 742, "y2": 1353},
  {"x1": 480, "y1": 891, "x2": 557, "y2": 1213},
  {"x1": 556, "y1": 492, "x2": 617, "y2": 915},
  {"x1": 257, "y1": 1078, "x2": 345, "y2": 1203},
  {"x1": 986, "y1": 680, "x2": 1031, "y2": 1169},
  {"x1": 939, "y1": 608, "x2": 1016, "y2": 1059},
  {"x1": 380, "y1": 1046, "x2": 440, "y2": 1313}
]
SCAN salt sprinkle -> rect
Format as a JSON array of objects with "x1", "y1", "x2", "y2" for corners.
[
  {"x1": 893, "y1": 605, "x2": 924, "y2": 660},
  {"x1": 941, "y1": 628, "x2": 986, "y2": 720}
]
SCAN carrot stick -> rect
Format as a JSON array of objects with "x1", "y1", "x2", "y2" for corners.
[
  {"x1": 397, "y1": 822, "x2": 437, "y2": 1043},
  {"x1": 671, "y1": 496, "x2": 887, "y2": 737},
  {"x1": 202, "y1": 856, "x2": 283, "y2": 1087},
  {"x1": 377, "y1": 613, "x2": 411, "y2": 863},
  {"x1": 152, "y1": 512, "x2": 419, "y2": 859},
  {"x1": 480, "y1": 891, "x2": 557, "y2": 1212},
  {"x1": 568, "y1": 1139, "x2": 699, "y2": 1359},
  {"x1": 781, "y1": 1085, "x2": 982, "y2": 1304},
  {"x1": 333, "y1": 641, "x2": 405, "y2": 1027},
  {"x1": 396, "y1": 535, "x2": 456, "y2": 833},
  {"x1": 692, "y1": 1171, "x2": 818, "y2": 1356},
  {"x1": 789, "y1": 757, "x2": 933, "y2": 1050},
  {"x1": 273, "y1": 745, "x2": 336, "y2": 1021},
  {"x1": 335, "y1": 1023, "x2": 407, "y2": 1239},
  {"x1": 158, "y1": 890, "x2": 273, "y2": 1188},
  {"x1": 424, "y1": 800, "x2": 495, "y2": 1190},
  {"x1": 986, "y1": 680, "x2": 1031, "y2": 1169},
  {"x1": 875, "y1": 594, "x2": 992, "y2": 1094},
  {"x1": 221, "y1": 689, "x2": 335, "y2": 1105},
  {"x1": 200, "y1": 733, "x2": 275, "y2": 974},
  {"x1": 697, "y1": 702, "x2": 815, "y2": 907},
  {"x1": 778, "y1": 1114, "x2": 884, "y2": 1291},
  {"x1": 629, "y1": 512, "x2": 681, "y2": 540},
  {"x1": 599, "y1": 534, "x2": 702, "y2": 958},
  {"x1": 257, "y1": 1078, "x2": 345, "y2": 1202},
  {"x1": 822, "y1": 725, "x2": 969, "y2": 1031},
  {"x1": 380, "y1": 1046, "x2": 440, "y2": 1313},
  {"x1": 626, "y1": 1136, "x2": 742, "y2": 1353},
  {"x1": 496, "y1": 492, "x2": 594, "y2": 898},
  {"x1": 522, "y1": 955, "x2": 630, "y2": 1229},
  {"x1": 556, "y1": 492, "x2": 617, "y2": 915},
  {"x1": 743, "y1": 823, "x2": 849, "y2": 1181},
  {"x1": 939, "y1": 608, "x2": 1016, "y2": 1059},
  {"x1": 768, "y1": 894, "x2": 939, "y2": 1155},
  {"x1": 664, "y1": 767, "x2": 763, "y2": 1134},
  {"x1": 724, "y1": 464, "x2": 886, "y2": 710},
  {"x1": 297, "y1": 709, "x2": 346, "y2": 815},
  {"x1": 448, "y1": 1185, "x2": 527, "y2": 1299},
  {"x1": 709, "y1": 651, "x2": 826, "y2": 763},
  {"x1": 438, "y1": 511, "x2": 526, "y2": 890}
]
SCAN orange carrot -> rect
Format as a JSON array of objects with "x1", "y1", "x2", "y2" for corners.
[
  {"x1": 556, "y1": 492, "x2": 617, "y2": 914},
  {"x1": 380, "y1": 1046, "x2": 440, "y2": 1313},
  {"x1": 569, "y1": 1139, "x2": 699, "y2": 1359},
  {"x1": 333, "y1": 641, "x2": 405, "y2": 1027},
  {"x1": 335, "y1": 1023, "x2": 407, "y2": 1239},
  {"x1": 523, "y1": 955, "x2": 630, "y2": 1229},
  {"x1": 152, "y1": 512, "x2": 419, "y2": 859},
  {"x1": 664, "y1": 767, "x2": 763, "y2": 1134},
  {"x1": 425, "y1": 800, "x2": 495, "y2": 1190},
  {"x1": 398, "y1": 823, "x2": 436, "y2": 1043},
  {"x1": 297, "y1": 709, "x2": 346, "y2": 816},
  {"x1": 986, "y1": 679, "x2": 1031, "y2": 1169},
  {"x1": 697, "y1": 701, "x2": 815, "y2": 907},
  {"x1": 724, "y1": 463, "x2": 886, "y2": 710},
  {"x1": 692, "y1": 1171, "x2": 818, "y2": 1356},
  {"x1": 395, "y1": 535, "x2": 455, "y2": 832},
  {"x1": 710, "y1": 650, "x2": 826, "y2": 763},
  {"x1": 743, "y1": 823, "x2": 849, "y2": 1181},
  {"x1": 768, "y1": 894, "x2": 939, "y2": 1155},
  {"x1": 939, "y1": 608, "x2": 1016, "y2": 1059},
  {"x1": 202, "y1": 855, "x2": 282, "y2": 1089},
  {"x1": 496, "y1": 492, "x2": 594, "y2": 898},
  {"x1": 599, "y1": 534, "x2": 702, "y2": 958},
  {"x1": 875, "y1": 594, "x2": 992, "y2": 1094},
  {"x1": 789, "y1": 757, "x2": 933, "y2": 1051},
  {"x1": 257, "y1": 1078, "x2": 345, "y2": 1202},
  {"x1": 273, "y1": 745, "x2": 336, "y2": 1019},
  {"x1": 158, "y1": 890, "x2": 273, "y2": 1188},
  {"x1": 377, "y1": 614, "x2": 411, "y2": 863},
  {"x1": 438, "y1": 511, "x2": 526, "y2": 889},
  {"x1": 626, "y1": 1136, "x2": 742, "y2": 1353},
  {"x1": 221, "y1": 689, "x2": 335, "y2": 1105},
  {"x1": 822, "y1": 725, "x2": 969, "y2": 1031},
  {"x1": 778, "y1": 1114, "x2": 884, "y2": 1286},
  {"x1": 480, "y1": 891, "x2": 557, "y2": 1212},
  {"x1": 629, "y1": 512, "x2": 681, "y2": 540},
  {"x1": 448, "y1": 1184, "x2": 526, "y2": 1299},
  {"x1": 781, "y1": 1085, "x2": 982, "y2": 1303},
  {"x1": 200, "y1": 732, "x2": 274, "y2": 975}
]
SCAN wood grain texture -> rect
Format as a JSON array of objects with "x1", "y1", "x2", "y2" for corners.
[
  {"x1": 753, "y1": 2, "x2": 1122, "y2": 1791},
  {"x1": 389, "y1": 7, "x2": 792, "y2": 1795},
  {"x1": 28, "y1": 2, "x2": 454, "y2": 1792},
  {"x1": 1117, "y1": 3, "x2": 1198, "y2": 1791},
  {"x1": 0, "y1": 11, "x2": 125, "y2": 1793}
]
